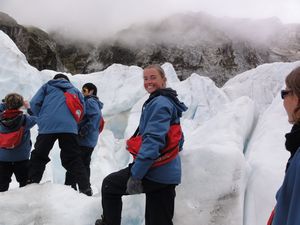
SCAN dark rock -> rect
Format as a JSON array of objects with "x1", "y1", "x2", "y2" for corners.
[{"x1": 0, "y1": 12, "x2": 64, "y2": 72}]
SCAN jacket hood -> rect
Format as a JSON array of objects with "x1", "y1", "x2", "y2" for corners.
[
  {"x1": 86, "y1": 95, "x2": 104, "y2": 110},
  {"x1": 0, "y1": 112, "x2": 24, "y2": 129},
  {"x1": 47, "y1": 79, "x2": 74, "y2": 90},
  {"x1": 148, "y1": 88, "x2": 188, "y2": 117}
]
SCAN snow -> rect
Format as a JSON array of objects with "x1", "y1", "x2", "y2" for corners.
[{"x1": 0, "y1": 30, "x2": 300, "y2": 225}]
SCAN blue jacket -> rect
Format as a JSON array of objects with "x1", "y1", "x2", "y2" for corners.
[
  {"x1": 0, "y1": 104, "x2": 37, "y2": 162},
  {"x1": 273, "y1": 148, "x2": 300, "y2": 225},
  {"x1": 30, "y1": 79, "x2": 85, "y2": 134},
  {"x1": 0, "y1": 103, "x2": 5, "y2": 112},
  {"x1": 78, "y1": 95, "x2": 103, "y2": 148},
  {"x1": 130, "y1": 88, "x2": 187, "y2": 184}
]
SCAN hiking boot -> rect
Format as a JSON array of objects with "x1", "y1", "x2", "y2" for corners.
[
  {"x1": 95, "y1": 215, "x2": 107, "y2": 225},
  {"x1": 80, "y1": 187, "x2": 93, "y2": 196}
]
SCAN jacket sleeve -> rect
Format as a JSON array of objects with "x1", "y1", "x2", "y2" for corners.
[
  {"x1": 24, "y1": 115, "x2": 37, "y2": 130},
  {"x1": 0, "y1": 103, "x2": 5, "y2": 113},
  {"x1": 30, "y1": 84, "x2": 47, "y2": 116},
  {"x1": 130, "y1": 98, "x2": 173, "y2": 179}
]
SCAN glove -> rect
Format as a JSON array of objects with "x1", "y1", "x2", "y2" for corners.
[
  {"x1": 79, "y1": 126, "x2": 88, "y2": 137},
  {"x1": 126, "y1": 176, "x2": 143, "y2": 194}
]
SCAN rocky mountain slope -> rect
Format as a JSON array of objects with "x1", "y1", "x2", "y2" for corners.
[
  {"x1": 1, "y1": 11, "x2": 300, "y2": 86},
  {"x1": 0, "y1": 12, "x2": 64, "y2": 71}
]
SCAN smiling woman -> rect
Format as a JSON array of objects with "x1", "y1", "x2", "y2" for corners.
[
  {"x1": 94, "y1": 64, "x2": 188, "y2": 225},
  {"x1": 143, "y1": 65, "x2": 167, "y2": 94}
]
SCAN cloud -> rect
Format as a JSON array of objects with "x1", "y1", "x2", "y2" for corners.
[{"x1": 0, "y1": 0, "x2": 299, "y2": 42}]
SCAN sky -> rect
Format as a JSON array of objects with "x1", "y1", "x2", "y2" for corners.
[
  {"x1": 1, "y1": 29, "x2": 300, "y2": 225},
  {"x1": 0, "y1": 0, "x2": 300, "y2": 41}
]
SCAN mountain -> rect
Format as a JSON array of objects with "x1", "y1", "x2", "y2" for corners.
[
  {"x1": 0, "y1": 12, "x2": 64, "y2": 72},
  {"x1": 1, "y1": 11, "x2": 300, "y2": 86}
]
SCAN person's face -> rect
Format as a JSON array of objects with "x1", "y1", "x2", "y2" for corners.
[
  {"x1": 143, "y1": 68, "x2": 166, "y2": 94},
  {"x1": 282, "y1": 88, "x2": 299, "y2": 124},
  {"x1": 82, "y1": 88, "x2": 93, "y2": 97}
]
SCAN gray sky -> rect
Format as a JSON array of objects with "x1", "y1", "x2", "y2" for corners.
[{"x1": 1, "y1": 0, "x2": 300, "y2": 41}]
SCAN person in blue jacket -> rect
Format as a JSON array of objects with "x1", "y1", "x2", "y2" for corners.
[
  {"x1": 27, "y1": 73, "x2": 92, "y2": 196},
  {"x1": 270, "y1": 66, "x2": 300, "y2": 225},
  {"x1": 0, "y1": 93, "x2": 37, "y2": 191},
  {"x1": 65, "y1": 82, "x2": 103, "y2": 191},
  {"x1": 95, "y1": 65, "x2": 188, "y2": 225}
]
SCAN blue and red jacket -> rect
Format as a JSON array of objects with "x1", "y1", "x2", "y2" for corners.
[
  {"x1": 78, "y1": 95, "x2": 103, "y2": 148},
  {"x1": 30, "y1": 79, "x2": 85, "y2": 134},
  {"x1": 130, "y1": 88, "x2": 187, "y2": 184},
  {"x1": 272, "y1": 124, "x2": 300, "y2": 225},
  {"x1": 272, "y1": 148, "x2": 300, "y2": 225},
  {"x1": 0, "y1": 104, "x2": 37, "y2": 162}
]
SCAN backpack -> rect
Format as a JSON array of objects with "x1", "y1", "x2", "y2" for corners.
[
  {"x1": 0, "y1": 115, "x2": 25, "y2": 149},
  {"x1": 99, "y1": 117, "x2": 105, "y2": 133},
  {"x1": 126, "y1": 124, "x2": 182, "y2": 167},
  {"x1": 267, "y1": 208, "x2": 275, "y2": 225},
  {"x1": 63, "y1": 91, "x2": 84, "y2": 123}
]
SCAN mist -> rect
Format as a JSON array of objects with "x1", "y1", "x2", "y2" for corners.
[{"x1": 0, "y1": 0, "x2": 299, "y2": 43}]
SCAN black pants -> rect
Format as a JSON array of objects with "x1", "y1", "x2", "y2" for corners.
[
  {"x1": 65, "y1": 146, "x2": 94, "y2": 190},
  {"x1": 28, "y1": 133, "x2": 90, "y2": 191},
  {"x1": 0, "y1": 160, "x2": 29, "y2": 192},
  {"x1": 101, "y1": 165, "x2": 176, "y2": 225}
]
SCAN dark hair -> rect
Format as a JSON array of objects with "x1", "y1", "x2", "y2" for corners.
[
  {"x1": 53, "y1": 73, "x2": 70, "y2": 82},
  {"x1": 82, "y1": 83, "x2": 97, "y2": 96},
  {"x1": 4, "y1": 93, "x2": 24, "y2": 110},
  {"x1": 286, "y1": 66, "x2": 300, "y2": 122}
]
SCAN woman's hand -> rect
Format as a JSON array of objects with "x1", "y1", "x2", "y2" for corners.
[{"x1": 126, "y1": 177, "x2": 143, "y2": 194}]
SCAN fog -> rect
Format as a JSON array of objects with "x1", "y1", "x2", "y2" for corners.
[{"x1": 0, "y1": 0, "x2": 299, "y2": 42}]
